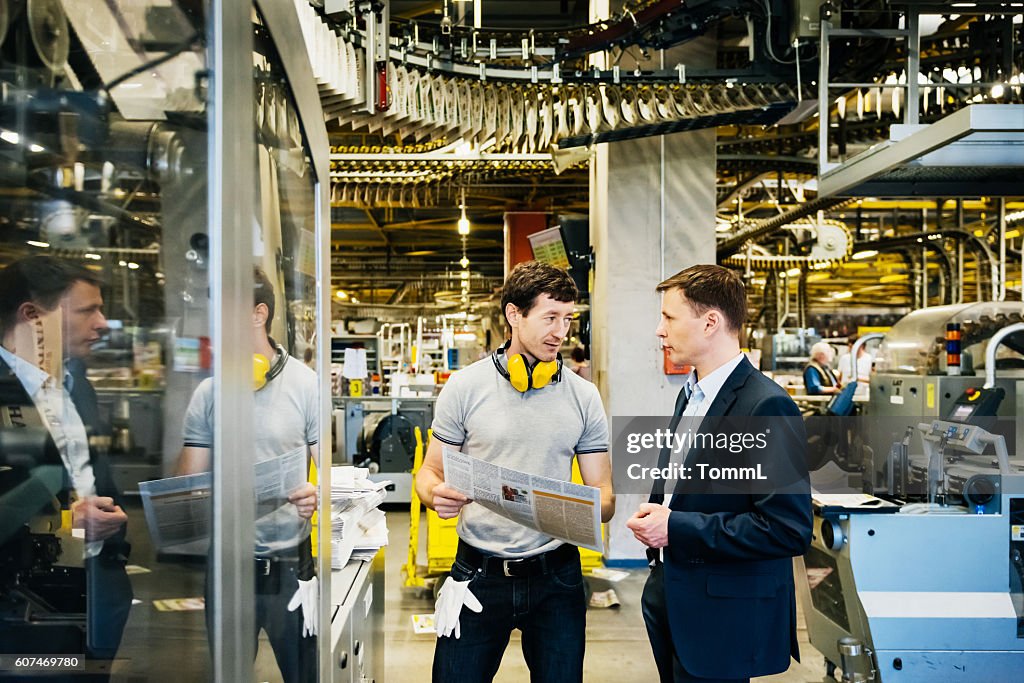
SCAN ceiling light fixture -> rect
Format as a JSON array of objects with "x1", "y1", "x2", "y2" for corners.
[{"x1": 457, "y1": 187, "x2": 470, "y2": 235}]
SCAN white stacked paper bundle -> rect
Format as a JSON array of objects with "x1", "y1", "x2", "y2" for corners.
[{"x1": 330, "y1": 466, "x2": 391, "y2": 568}]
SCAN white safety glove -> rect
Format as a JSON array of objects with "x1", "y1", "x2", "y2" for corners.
[
  {"x1": 433, "y1": 576, "x2": 483, "y2": 639},
  {"x1": 287, "y1": 575, "x2": 319, "y2": 637}
]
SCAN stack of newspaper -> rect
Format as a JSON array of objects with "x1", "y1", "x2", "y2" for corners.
[{"x1": 330, "y1": 466, "x2": 390, "y2": 569}]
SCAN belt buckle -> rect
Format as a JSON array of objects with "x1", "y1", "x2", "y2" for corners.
[
  {"x1": 502, "y1": 558, "x2": 524, "y2": 577},
  {"x1": 256, "y1": 558, "x2": 272, "y2": 576}
]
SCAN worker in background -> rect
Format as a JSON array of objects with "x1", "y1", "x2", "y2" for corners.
[
  {"x1": 627, "y1": 264, "x2": 812, "y2": 683},
  {"x1": 0, "y1": 255, "x2": 133, "y2": 678},
  {"x1": 836, "y1": 336, "x2": 872, "y2": 394},
  {"x1": 803, "y1": 341, "x2": 841, "y2": 395},
  {"x1": 415, "y1": 260, "x2": 614, "y2": 683},
  {"x1": 176, "y1": 267, "x2": 319, "y2": 683},
  {"x1": 569, "y1": 346, "x2": 592, "y2": 381}
]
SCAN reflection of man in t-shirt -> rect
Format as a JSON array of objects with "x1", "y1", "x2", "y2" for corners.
[{"x1": 176, "y1": 268, "x2": 318, "y2": 683}]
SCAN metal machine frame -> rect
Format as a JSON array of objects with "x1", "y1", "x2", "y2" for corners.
[
  {"x1": 798, "y1": 323, "x2": 1024, "y2": 681},
  {"x1": 334, "y1": 396, "x2": 437, "y2": 504}
]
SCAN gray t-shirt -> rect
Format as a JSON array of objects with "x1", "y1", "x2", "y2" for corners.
[
  {"x1": 431, "y1": 352, "x2": 609, "y2": 558},
  {"x1": 182, "y1": 355, "x2": 319, "y2": 556}
]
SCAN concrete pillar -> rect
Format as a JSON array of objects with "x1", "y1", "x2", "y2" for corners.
[{"x1": 591, "y1": 38, "x2": 718, "y2": 562}]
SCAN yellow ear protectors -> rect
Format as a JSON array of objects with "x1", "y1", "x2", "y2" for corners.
[
  {"x1": 253, "y1": 354, "x2": 271, "y2": 390},
  {"x1": 492, "y1": 342, "x2": 562, "y2": 392},
  {"x1": 253, "y1": 344, "x2": 288, "y2": 391}
]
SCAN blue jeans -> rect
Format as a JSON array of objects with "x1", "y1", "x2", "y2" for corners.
[
  {"x1": 432, "y1": 544, "x2": 588, "y2": 683},
  {"x1": 204, "y1": 547, "x2": 317, "y2": 683}
]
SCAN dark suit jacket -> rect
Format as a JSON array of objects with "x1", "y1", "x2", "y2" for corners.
[
  {"x1": 0, "y1": 356, "x2": 132, "y2": 659},
  {"x1": 0, "y1": 357, "x2": 126, "y2": 537},
  {"x1": 662, "y1": 356, "x2": 812, "y2": 679}
]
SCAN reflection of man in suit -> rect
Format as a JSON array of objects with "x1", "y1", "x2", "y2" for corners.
[
  {"x1": 0, "y1": 256, "x2": 132, "y2": 671},
  {"x1": 627, "y1": 265, "x2": 812, "y2": 683}
]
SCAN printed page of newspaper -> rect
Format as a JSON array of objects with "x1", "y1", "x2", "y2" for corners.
[
  {"x1": 138, "y1": 446, "x2": 307, "y2": 553},
  {"x1": 138, "y1": 472, "x2": 212, "y2": 554},
  {"x1": 254, "y1": 445, "x2": 308, "y2": 516},
  {"x1": 442, "y1": 446, "x2": 603, "y2": 552}
]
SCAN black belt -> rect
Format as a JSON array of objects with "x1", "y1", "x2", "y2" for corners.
[
  {"x1": 255, "y1": 536, "x2": 314, "y2": 579},
  {"x1": 456, "y1": 540, "x2": 579, "y2": 578},
  {"x1": 254, "y1": 555, "x2": 296, "y2": 576}
]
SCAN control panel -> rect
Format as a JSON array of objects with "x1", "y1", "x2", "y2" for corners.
[
  {"x1": 924, "y1": 420, "x2": 989, "y2": 455},
  {"x1": 947, "y1": 386, "x2": 1005, "y2": 424}
]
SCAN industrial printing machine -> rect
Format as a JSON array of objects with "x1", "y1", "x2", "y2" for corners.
[{"x1": 797, "y1": 308, "x2": 1024, "y2": 682}]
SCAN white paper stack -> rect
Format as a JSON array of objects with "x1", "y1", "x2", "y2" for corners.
[{"x1": 330, "y1": 466, "x2": 391, "y2": 568}]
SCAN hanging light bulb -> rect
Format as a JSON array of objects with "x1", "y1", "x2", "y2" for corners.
[{"x1": 457, "y1": 187, "x2": 470, "y2": 235}]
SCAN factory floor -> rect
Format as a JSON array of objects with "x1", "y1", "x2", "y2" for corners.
[
  {"x1": 382, "y1": 509, "x2": 831, "y2": 683},
  {"x1": 106, "y1": 504, "x2": 831, "y2": 682}
]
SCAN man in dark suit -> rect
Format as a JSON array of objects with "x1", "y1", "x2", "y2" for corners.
[
  {"x1": 627, "y1": 264, "x2": 812, "y2": 683},
  {"x1": 0, "y1": 255, "x2": 132, "y2": 675}
]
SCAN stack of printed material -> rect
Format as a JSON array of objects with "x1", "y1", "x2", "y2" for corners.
[{"x1": 330, "y1": 466, "x2": 390, "y2": 569}]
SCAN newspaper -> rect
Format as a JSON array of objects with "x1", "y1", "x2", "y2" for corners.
[
  {"x1": 442, "y1": 446, "x2": 603, "y2": 553},
  {"x1": 253, "y1": 445, "x2": 308, "y2": 517},
  {"x1": 138, "y1": 471, "x2": 212, "y2": 554},
  {"x1": 139, "y1": 445, "x2": 309, "y2": 553}
]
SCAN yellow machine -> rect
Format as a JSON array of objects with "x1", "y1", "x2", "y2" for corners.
[{"x1": 404, "y1": 427, "x2": 603, "y2": 595}]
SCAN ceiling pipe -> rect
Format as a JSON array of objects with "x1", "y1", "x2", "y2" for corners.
[
  {"x1": 868, "y1": 229, "x2": 997, "y2": 304},
  {"x1": 865, "y1": 239, "x2": 953, "y2": 306}
]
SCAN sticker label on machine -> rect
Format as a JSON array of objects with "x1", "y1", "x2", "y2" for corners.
[{"x1": 1013, "y1": 525, "x2": 1024, "y2": 542}]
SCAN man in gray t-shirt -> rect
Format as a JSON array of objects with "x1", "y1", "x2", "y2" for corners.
[
  {"x1": 415, "y1": 261, "x2": 614, "y2": 683},
  {"x1": 177, "y1": 269, "x2": 318, "y2": 683}
]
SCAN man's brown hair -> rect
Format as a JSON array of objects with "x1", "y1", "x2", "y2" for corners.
[
  {"x1": 0, "y1": 256, "x2": 103, "y2": 337},
  {"x1": 656, "y1": 264, "x2": 747, "y2": 334},
  {"x1": 254, "y1": 267, "x2": 275, "y2": 334},
  {"x1": 500, "y1": 261, "x2": 578, "y2": 330}
]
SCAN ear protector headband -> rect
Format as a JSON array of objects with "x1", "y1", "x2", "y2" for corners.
[
  {"x1": 492, "y1": 341, "x2": 562, "y2": 393},
  {"x1": 253, "y1": 342, "x2": 288, "y2": 391}
]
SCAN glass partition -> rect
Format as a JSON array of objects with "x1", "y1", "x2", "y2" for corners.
[{"x1": 0, "y1": 2, "x2": 328, "y2": 680}]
